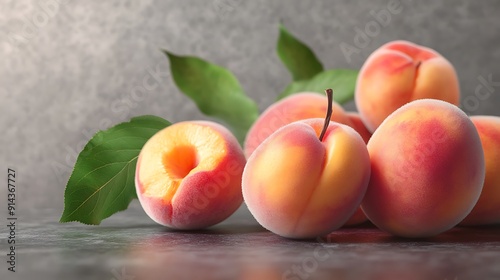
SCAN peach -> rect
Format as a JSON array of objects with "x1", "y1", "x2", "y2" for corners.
[
  {"x1": 244, "y1": 92, "x2": 351, "y2": 158},
  {"x1": 135, "y1": 121, "x2": 246, "y2": 229},
  {"x1": 346, "y1": 112, "x2": 372, "y2": 144},
  {"x1": 460, "y1": 116, "x2": 500, "y2": 226},
  {"x1": 343, "y1": 113, "x2": 372, "y2": 226},
  {"x1": 355, "y1": 40, "x2": 460, "y2": 132},
  {"x1": 362, "y1": 99, "x2": 485, "y2": 237},
  {"x1": 242, "y1": 90, "x2": 371, "y2": 239},
  {"x1": 342, "y1": 207, "x2": 368, "y2": 227}
]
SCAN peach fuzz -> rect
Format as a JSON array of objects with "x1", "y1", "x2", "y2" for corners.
[
  {"x1": 460, "y1": 116, "x2": 500, "y2": 226},
  {"x1": 135, "y1": 121, "x2": 246, "y2": 229},
  {"x1": 362, "y1": 99, "x2": 485, "y2": 238},
  {"x1": 244, "y1": 92, "x2": 351, "y2": 158},
  {"x1": 346, "y1": 112, "x2": 372, "y2": 144},
  {"x1": 243, "y1": 91, "x2": 371, "y2": 239},
  {"x1": 341, "y1": 112, "x2": 372, "y2": 226},
  {"x1": 355, "y1": 40, "x2": 460, "y2": 132},
  {"x1": 342, "y1": 207, "x2": 368, "y2": 227}
]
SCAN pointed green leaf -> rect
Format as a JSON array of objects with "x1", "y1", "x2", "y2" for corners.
[
  {"x1": 279, "y1": 69, "x2": 359, "y2": 104},
  {"x1": 277, "y1": 23, "x2": 324, "y2": 81},
  {"x1": 164, "y1": 51, "x2": 259, "y2": 144},
  {"x1": 60, "y1": 115, "x2": 171, "y2": 225}
]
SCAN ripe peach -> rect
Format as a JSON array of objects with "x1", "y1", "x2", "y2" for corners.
[
  {"x1": 346, "y1": 112, "x2": 372, "y2": 144},
  {"x1": 242, "y1": 90, "x2": 371, "y2": 239},
  {"x1": 342, "y1": 112, "x2": 372, "y2": 226},
  {"x1": 362, "y1": 99, "x2": 485, "y2": 237},
  {"x1": 342, "y1": 207, "x2": 368, "y2": 227},
  {"x1": 461, "y1": 116, "x2": 500, "y2": 226},
  {"x1": 355, "y1": 40, "x2": 460, "y2": 132},
  {"x1": 135, "y1": 121, "x2": 246, "y2": 229},
  {"x1": 244, "y1": 92, "x2": 351, "y2": 158}
]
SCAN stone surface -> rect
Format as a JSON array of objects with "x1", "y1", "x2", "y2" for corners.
[{"x1": 2, "y1": 204, "x2": 500, "y2": 280}]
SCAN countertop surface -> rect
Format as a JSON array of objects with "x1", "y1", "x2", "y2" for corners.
[{"x1": 3, "y1": 204, "x2": 500, "y2": 280}]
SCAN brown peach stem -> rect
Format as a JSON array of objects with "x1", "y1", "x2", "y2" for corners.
[{"x1": 319, "y1": 88, "x2": 333, "y2": 142}]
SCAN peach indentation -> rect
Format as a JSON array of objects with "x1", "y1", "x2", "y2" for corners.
[{"x1": 162, "y1": 145, "x2": 198, "y2": 179}]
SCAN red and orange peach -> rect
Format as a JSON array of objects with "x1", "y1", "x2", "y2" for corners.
[
  {"x1": 355, "y1": 40, "x2": 460, "y2": 132},
  {"x1": 343, "y1": 112, "x2": 372, "y2": 226},
  {"x1": 346, "y1": 112, "x2": 372, "y2": 144},
  {"x1": 361, "y1": 99, "x2": 485, "y2": 237},
  {"x1": 243, "y1": 90, "x2": 371, "y2": 238},
  {"x1": 460, "y1": 116, "x2": 500, "y2": 226},
  {"x1": 244, "y1": 92, "x2": 351, "y2": 158},
  {"x1": 244, "y1": 94, "x2": 372, "y2": 227},
  {"x1": 135, "y1": 121, "x2": 246, "y2": 229}
]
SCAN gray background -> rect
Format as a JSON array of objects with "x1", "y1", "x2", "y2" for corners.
[{"x1": 1, "y1": 0, "x2": 499, "y2": 222}]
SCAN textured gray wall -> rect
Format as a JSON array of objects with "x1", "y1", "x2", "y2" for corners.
[{"x1": 1, "y1": 0, "x2": 499, "y2": 221}]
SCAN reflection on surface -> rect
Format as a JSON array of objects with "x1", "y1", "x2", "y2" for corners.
[
  {"x1": 124, "y1": 225, "x2": 285, "y2": 280},
  {"x1": 11, "y1": 209, "x2": 500, "y2": 280},
  {"x1": 121, "y1": 224, "x2": 500, "y2": 280}
]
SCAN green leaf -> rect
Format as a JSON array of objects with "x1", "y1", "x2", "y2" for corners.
[
  {"x1": 164, "y1": 51, "x2": 259, "y2": 144},
  {"x1": 277, "y1": 23, "x2": 324, "y2": 81},
  {"x1": 60, "y1": 115, "x2": 171, "y2": 225},
  {"x1": 279, "y1": 69, "x2": 359, "y2": 104}
]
